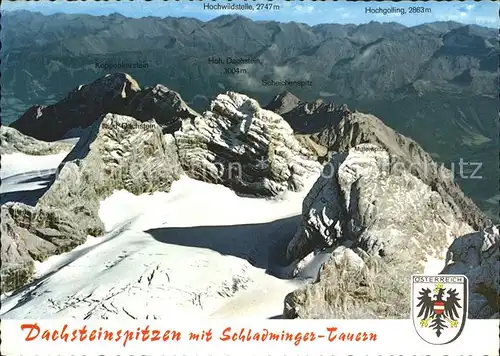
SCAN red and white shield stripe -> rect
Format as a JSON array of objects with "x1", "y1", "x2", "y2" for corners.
[{"x1": 434, "y1": 301, "x2": 445, "y2": 315}]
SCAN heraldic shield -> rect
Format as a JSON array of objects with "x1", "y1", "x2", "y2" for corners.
[{"x1": 411, "y1": 274, "x2": 468, "y2": 345}]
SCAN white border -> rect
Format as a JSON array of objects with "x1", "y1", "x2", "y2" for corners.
[{"x1": 1, "y1": 319, "x2": 498, "y2": 355}]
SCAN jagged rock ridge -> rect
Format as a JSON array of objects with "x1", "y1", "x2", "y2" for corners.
[
  {"x1": 310, "y1": 111, "x2": 491, "y2": 231},
  {"x1": 9, "y1": 73, "x2": 199, "y2": 142},
  {"x1": 265, "y1": 93, "x2": 341, "y2": 134},
  {"x1": 11, "y1": 73, "x2": 141, "y2": 141},
  {"x1": 175, "y1": 92, "x2": 322, "y2": 196},
  {"x1": 266, "y1": 94, "x2": 492, "y2": 231},
  {"x1": 264, "y1": 91, "x2": 301, "y2": 116},
  {"x1": 124, "y1": 84, "x2": 200, "y2": 133}
]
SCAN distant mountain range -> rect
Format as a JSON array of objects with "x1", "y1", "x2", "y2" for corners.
[
  {"x1": 2, "y1": 11, "x2": 497, "y2": 113},
  {"x1": 1, "y1": 10, "x2": 498, "y2": 218}
]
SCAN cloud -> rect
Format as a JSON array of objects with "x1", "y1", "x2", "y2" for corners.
[
  {"x1": 228, "y1": 74, "x2": 265, "y2": 92},
  {"x1": 474, "y1": 16, "x2": 500, "y2": 27},
  {"x1": 273, "y1": 65, "x2": 312, "y2": 81},
  {"x1": 436, "y1": 2, "x2": 498, "y2": 26},
  {"x1": 436, "y1": 14, "x2": 465, "y2": 22},
  {"x1": 181, "y1": 3, "x2": 197, "y2": 12},
  {"x1": 436, "y1": 9, "x2": 498, "y2": 27},
  {"x1": 273, "y1": 65, "x2": 294, "y2": 79},
  {"x1": 458, "y1": 4, "x2": 475, "y2": 13},
  {"x1": 373, "y1": 12, "x2": 402, "y2": 18},
  {"x1": 457, "y1": 3, "x2": 477, "y2": 18},
  {"x1": 293, "y1": 5, "x2": 314, "y2": 14}
]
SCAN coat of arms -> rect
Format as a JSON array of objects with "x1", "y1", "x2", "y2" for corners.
[{"x1": 411, "y1": 275, "x2": 468, "y2": 345}]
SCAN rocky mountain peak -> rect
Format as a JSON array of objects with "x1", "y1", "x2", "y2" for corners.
[
  {"x1": 265, "y1": 91, "x2": 301, "y2": 115},
  {"x1": 175, "y1": 91, "x2": 322, "y2": 196},
  {"x1": 9, "y1": 73, "x2": 201, "y2": 141},
  {"x1": 123, "y1": 83, "x2": 199, "y2": 133},
  {"x1": 316, "y1": 111, "x2": 491, "y2": 229},
  {"x1": 266, "y1": 92, "x2": 492, "y2": 230},
  {"x1": 11, "y1": 72, "x2": 141, "y2": 141},
  {"x1": 283, "y1": 140, "x2": 495, "y2": 319},
  {"x1": 266, "y1": 95, "x2": 345, "y2": 134}
]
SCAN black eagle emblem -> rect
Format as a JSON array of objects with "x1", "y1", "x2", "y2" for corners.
[{"x1": 416, "y1": 283, "x2": 462, "y2": 337}]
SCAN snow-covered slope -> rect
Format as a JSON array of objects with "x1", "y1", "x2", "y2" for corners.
[
  {"x1": 0, "y1": 152, "x2": 70, "y2": 206},
  {"x1": 1, "y1": 152, "x2": 68, "y2": 180},
  {"x1": 0, "y1": 147, "x2": 464, "y2": 320},
  {"x1": 1, "y1": 174, "x2": 316, "y2": 319}
]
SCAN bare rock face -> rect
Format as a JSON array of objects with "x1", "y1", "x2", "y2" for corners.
[
  {"x1": 283, "y1": 143, "x2": 475, "y2": 319},
  {"x1": 1, "y1": 203, "x2": 57, "y2": 292},
  {"x1": 175, "y1": 92, "x2": 322, "y2": 196},
  {"x1": 311, "y1": 112, "x2": 491, "y2": 231},
  {"x1": 1, "y1": 113, "x2": 181, "y2": 293},
  {"x1": 286, "y1": 143, "x2": 473, "y2": 264},
  {"x1": 0, "y1": 126, "x2": 74, "y2": 155},
  {"x1": 11, "y1": 73, "x2": 141, "y2": 141},
  {"x1": 264, "y1": 91, "x2": 301, "y2": 115},
  {"x1": 442, "y1": 225, "x2": 499, "y2": 318},
  {"x1": 124, "y1": 84, "x2": 199, "y2": 133},
  {"x1": 51, "y1": 113, "x2": 182, "y2": 198},
  {"x1": 0, "y1": 200, "x2": 90, "y2": 293},
  {"x1": 266, "y1": 93, "x2": 340, "y2": 134},
  {"x1": 294, "y1": 135, "x2": 328, "y2": 159}
]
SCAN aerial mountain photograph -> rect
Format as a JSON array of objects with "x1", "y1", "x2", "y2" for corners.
[{"x1": 0, "y1": 0, "x2": 498, "y2": 323}]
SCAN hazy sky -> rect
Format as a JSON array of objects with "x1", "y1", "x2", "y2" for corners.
[{"x1": 3, "y1": 0, "x2": 498, "y2": 28}]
